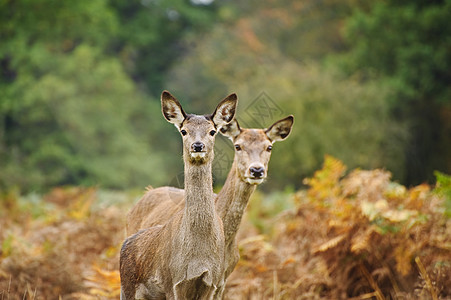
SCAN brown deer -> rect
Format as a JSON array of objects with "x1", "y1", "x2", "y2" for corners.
[
  {"x1": 120, "y1": 91, "x2": 238, "y2": 300},
  {"x1": 126, "y1": 115, "x2": 294, "y2": 298}
]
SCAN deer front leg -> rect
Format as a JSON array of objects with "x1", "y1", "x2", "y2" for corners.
[
  {"x1": 212, "y1": 244, "x2": 238, "y2": 300},
  {"x1": 213, "y1": 284, "x2": 225, "y2": 300}
]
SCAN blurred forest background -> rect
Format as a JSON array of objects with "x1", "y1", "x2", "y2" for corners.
[
  {"x1": 1, "y1": 0, "x2": 450, "y2": 193},
  {"x1": 1, "y1": 0, "x2": 451, "y2": 299}
]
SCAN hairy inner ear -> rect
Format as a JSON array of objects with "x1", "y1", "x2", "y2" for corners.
[
  {"x1": 212, "y1": 93, "x2": 238, "y2": 128},
  {"x1": 265, "y1": 115, "x2": 294, "y2": 142},
  {"x1": 219, "y1": 119, "x2": 241, "y2": 140},
  {"x1": 161, "y1": 90, "x2": 186, "y2": 127}
]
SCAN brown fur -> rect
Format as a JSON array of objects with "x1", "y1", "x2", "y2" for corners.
[
  {"x1": 120, "y1": 91, "x2": 238, "y2": 300},
  {"x1": 125, "y1": 116, "x2": 294, "y2": 299}
]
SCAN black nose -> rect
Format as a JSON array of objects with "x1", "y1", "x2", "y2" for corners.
[
  {"x1": 192, "y1": 142, "x2": 205, "y2": 152},
  {"x1": 250, "y1": 166, "x2": 264, "y2": 178}
]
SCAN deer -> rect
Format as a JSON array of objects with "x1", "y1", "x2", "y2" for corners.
[
  {"x1": 126, "y1": 114, "x2": 294, "y2": 298},
  {"x1": 120, "y1": 90, "x2": 238, "y2": 300}
]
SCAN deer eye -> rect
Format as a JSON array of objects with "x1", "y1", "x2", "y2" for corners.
[
  {"x1": 181, "y1": 129, "x2": 187, "y2": 136},
  {"x1": 267, "y1": 145, "x2": 272, "y2": 152},
  {"x1": 235, "y1": 144, "x2": 241, "y2": 151},
  {"x1": 209, "y1": 130, "x2": 216, "y2": 136}
]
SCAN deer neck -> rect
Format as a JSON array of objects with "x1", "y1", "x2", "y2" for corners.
[
  {"x1": 216, "y1": 159, "x2": 256, "y2": 245},
  {"x1": 182, "y1": 158, "x2": 216, "y2": 231}
]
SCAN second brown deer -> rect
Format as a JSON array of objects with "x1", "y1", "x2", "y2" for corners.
[
  {"x1": 126, "y1": 113, "x2": 294, "y2": 298},
  {"x1": 120, "y1": 91, "x2": 238, "y2": 300}
]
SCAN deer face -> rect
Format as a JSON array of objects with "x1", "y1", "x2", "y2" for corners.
[
  {"x1": 161, "y1": 91, "x2": 237, "y2": 165},
  {"x1": 220, "y1": 116, "x2": 294, "y2": 185},
  {"x1": 179, "y1": 115, "x2": 218, "y2": 164}
]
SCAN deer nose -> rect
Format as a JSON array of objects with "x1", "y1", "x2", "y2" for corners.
[
  {"x1": 249, "y1": 166, "x2": 265, "y2": 178},
  {"x1": 191, "y1": 142, "x2": 205, "y2": 152}
]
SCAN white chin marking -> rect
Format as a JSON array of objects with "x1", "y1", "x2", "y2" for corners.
[
  {"x1": 190, "y1": 152, "x2": 206, "y2": 159},
  {"x1": 246, "y1": 178, "x2": 264, "y2": 185}
]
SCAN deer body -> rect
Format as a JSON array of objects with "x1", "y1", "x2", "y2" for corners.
[
  {"x1": 120, "y1": 91, "x2": 238, "y2": 300},
  {"x1": 127, "y1": 158, "x2": 257, "y2": 292},
  {"x1": 125, "y1": 116, "x2": 294, "y2": 298},
  {"x1": 121, "y1": 163, "x2": 223, "y2": 299}
]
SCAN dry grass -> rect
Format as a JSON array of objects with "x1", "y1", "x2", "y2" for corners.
[
  {"x1": 0, "y1": 157, "x2": 450, "y2": 299},
  {"x1": 224, "y1": 157, "x2": 450, "y2": 299},
  {"x1": 0, "y1": 187, "x2": 124, "y2": 300}
]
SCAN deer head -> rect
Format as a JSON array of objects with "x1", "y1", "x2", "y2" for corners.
[
  {"x1": 220, "y1": 115, "x2": 294, "y2": 184},
  {"x1": 161, "y1": 91, "x2": 237, "y2": 166}
]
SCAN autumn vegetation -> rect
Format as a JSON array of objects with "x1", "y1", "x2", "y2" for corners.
[
  {"x1": 1, "y1": 0, "x2": 450, "y2": 299},
  {"x1": 1, "y1": 157, "x2": 449, "y2": 299}
]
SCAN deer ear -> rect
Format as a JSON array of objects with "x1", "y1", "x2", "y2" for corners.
[
  {"x1": 211, "y1": 93, "x2": 237, "y2": 128},
  {"x1": 219, "y1": 119, "x2": 241, "y2": 141},
  {"x1": 265, "y1": 115, "x2": 294, "y2": 142},
  {"x1": 161, "y1": 90, "x2": 186, "y2": 128}
]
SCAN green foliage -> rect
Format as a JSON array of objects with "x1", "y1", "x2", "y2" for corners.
[
  {"x1": 342, "y1": 1, "x2": 451, "y2": 104},
  {"x1": 434, "y1": 171, "x2": 451, "y2": 218},
  {"x1": 1, "y1": 42, "x2": 169, "y2": 190},
  {"x1": 0, "y1": 0, "x2": 448, "y2": 192},
  {"x1": 338, "y1": 0, "x2": 451, "y2": 184},
  {"x1": 109, "y1": 0, "x2": 220, "y2": 95},
  {"x1": 167, "y1": 28, "x2": 408, "y2": 188},
  {"x1": 0, "y1": 0, "x2": 170, "y2": 192}
]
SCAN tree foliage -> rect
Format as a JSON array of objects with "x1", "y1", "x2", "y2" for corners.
[
  {"x1": 109, "y1": 0, "x2": 219, "y2": 95},
  {"x1": 0, "y1": 0, "x2": 449, "y2": 192},
  {"x1": 339, "y1": 0, "x2": 451, "y2": 184},
  {"x1": 0, "y1": 0, "x2": 169, "y2": 191},
  {"x1": 166, "y1": 11, "x2": 407, "y2": 189}
]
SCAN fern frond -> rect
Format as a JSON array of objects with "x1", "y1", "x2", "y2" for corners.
[{"x1": 313, "y1": 234, "x2": 346, "y2": 253}]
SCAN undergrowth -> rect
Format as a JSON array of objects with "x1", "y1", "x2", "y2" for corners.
[
  {"x1": 0, "y1": 157, "x2": 449, "y2": 299},
  {"x1": 0, "y1": 187, "x2": 125, "y2": 299},
  {"x1": 228, "y1": 156, "x2": 450, "y2": 299}
]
